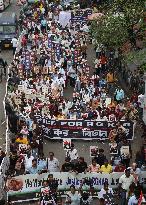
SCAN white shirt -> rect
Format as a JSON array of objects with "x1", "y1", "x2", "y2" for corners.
[
  {"x1": 119, "y1": 174, "x2": 135, "y2": 191},
  {"x1": 47, "y1": 157, "x2": 60, "y2": 172},
  {"x1": 25, "y1": 156, "x2": 34, "y2": 171},
  {"x1": 65, "y1": 191, "x2": 81, "y2": 205},
  {"x1": 66, "y1": 148, "x2": 78, "y2": 161},
  {"x1": 11, "y1": 38, "x2": 18, "y2": 48},
  {"x1": 138, "y1": 94, "x2": 144, "y2": 108},
  {"x1": 98, "y1": 187, "x2": 114, "y2": 199}
]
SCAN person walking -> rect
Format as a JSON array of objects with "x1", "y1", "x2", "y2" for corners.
[
  {"x1": 118, "y1": 169, "x2": 135, "y2": 205},
  {"x1": 11, "y1": 37, "x2": 18, "y2": 55}
]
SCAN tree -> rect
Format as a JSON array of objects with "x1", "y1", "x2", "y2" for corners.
[
  {"x1": 91, "y1": 13, "x2": 129, "y2": 49},
  {"x1": 91, "y1": 0, "x2": 145, "y2": 50}
]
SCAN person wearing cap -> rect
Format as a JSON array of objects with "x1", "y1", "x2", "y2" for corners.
[
  {"x1": 118, "y1": 169, "x2": 135, "y2": 205},
  {"x1": 100, "y1": 160, "x2": 113, "y2": 174},
  {"x1": 98, "y1": 181, "x2": 114, "y2": 205},
  {"x1": 66, "y1": 143, "x2": 78, "y2": 163}
]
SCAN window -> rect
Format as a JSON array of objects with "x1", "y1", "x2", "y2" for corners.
[
  {"x1": 3, "y1": 25, "x2": 15, "y2": 33},
  {"x1": 0, "y1": 26, "x2": 3, "y2": 32}
]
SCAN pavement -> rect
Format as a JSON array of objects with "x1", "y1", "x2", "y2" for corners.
[{"x1": 0, "y1": 0, "x2": 21, "y2": 151}]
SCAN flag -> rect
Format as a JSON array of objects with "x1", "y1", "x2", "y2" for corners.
[{"x1": 138, "y1": 191, "x2": 143, "y2": 205}]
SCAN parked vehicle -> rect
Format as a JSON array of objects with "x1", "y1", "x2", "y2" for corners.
[{"x1": 0, "y1": 12, "x2": 18, "y2": 48}]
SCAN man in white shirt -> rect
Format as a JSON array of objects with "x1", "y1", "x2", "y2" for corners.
[
  {"x1": 119, "y1": 169, "x2": 135, "y2": 205},
  {"x1": 66, "y1": 143, "x2": 78, "y2": 163},
  {"x1": 47, "y1": 152, "x2": 60, "y2": 172},
  {"x1": 11, "y1": 37, "x2": 18, "y2": 55},
  {"x1": 24, "y1": 152, "x2": 34, "y2": 172},
  {"x1": 98, "y1": 182, "x2": 114, "y2": 205}
]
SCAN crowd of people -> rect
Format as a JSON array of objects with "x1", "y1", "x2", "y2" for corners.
[{"x1": 1, "y1": 0, "x2": 145, "y2": 204}]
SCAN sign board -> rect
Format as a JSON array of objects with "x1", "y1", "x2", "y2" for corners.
[{"x1": 6, "y1": 171, "x2": 146, "y2": 203}]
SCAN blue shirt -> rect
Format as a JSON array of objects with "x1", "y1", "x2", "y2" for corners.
[
  {"x1": 99, "y1": 79, "x2": 106, "y2": 88},
  {"x1": 41, "y1": 19, "x2": 47, "y2": 27},
  {"x1": 38, "y1": 159, "x2": 47, "y2": 170},
  {"x1": 115, "y1": 89, "x2": 124, "y2": 101},
  {"x1": 28, "y1": 166, "x2": 39, "y2": 174}
]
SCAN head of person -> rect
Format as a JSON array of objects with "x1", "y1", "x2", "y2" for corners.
[
  {"x1": 39, "y1": 153, "x2": 45, "y2": 160},
  {"x1": 48, "y1": 174, "x2": 54, "y2": 182},
  {"x1": 32, "y1": 159, "x2": 37, "y2": 167},
  {"x1": 27, "y1": 151, "x2": 31, "y2": 158},
  {"x1": 70, "y1": 143, "x2": 74, "y2": 151},
  {"x1": 99, "y1": 149, "x2": 104, "y2": 155},
  {"x1": 19, "y1": 133, "x2": 23, "y2": 139},
  {"x1": 104, "y1": 159, "x2": 109, "y2": 167},
  {"x1": 70, "y1": 185, "x2": 76, "y2": 194},
  {"x1": 49, "y1": 152, "x2": 54, "y2": 160},
  {"x1": 92, "y1": 159, "x2": 97, "y2": 166},
  {"x1": 43, "y1": 180, "x2": 49, "y2": 187},
  {"x1": 125, "y1": 169, "x2": 131, "y2": 178},
  {"x1": 79, "y1": 157, "x2": 84, "y2": 163},
  {"x1": 65, "y1": 157, "x2": 70, "y2": 163},
  {"x1": 132, "y1": 163, "x2": 137, "y2": 171},
  {"x1": 118, "y1": 161, "x2": 124, "y2": 168},
  {"x1": 103, "y1": 181, "x2": 109, "y2": 191}
]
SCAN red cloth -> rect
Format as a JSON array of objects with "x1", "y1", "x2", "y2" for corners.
[{"x1": 114, "y1": 165, "x2": 126, "y2": 172}]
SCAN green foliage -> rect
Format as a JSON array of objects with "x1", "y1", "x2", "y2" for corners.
[
  {"x1": 91, "y1": 0, "x2": 145, "y2": 50},
  {"x1": 124, "y1": 48, "x2": 146, "y2": 69},
  {"x1": 91, "y1": 13, "x2": 128, "y2": 49}
]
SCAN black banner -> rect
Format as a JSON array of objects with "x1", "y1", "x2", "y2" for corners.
[{"x1": 34, "y1": 116, "x2": 134, "y2": 140}]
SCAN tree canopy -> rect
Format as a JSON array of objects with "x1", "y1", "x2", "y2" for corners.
[{"x1": 91, "y1": 0, "x2": 145, "y2": 50}]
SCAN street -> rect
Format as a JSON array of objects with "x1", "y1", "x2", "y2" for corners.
[{"x1": 0, "y1": 1, "x2": 145, "y2": 205}]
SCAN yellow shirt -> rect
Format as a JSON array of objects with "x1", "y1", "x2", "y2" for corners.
[
  {"x1": 57, "y1": 114, "x2": 66, "y2": 120},
  {"x1": 16, "y1": 137, "x2": 28, "y2": 145},
  {"x1": 100, "y1": 164, "x2": 112, "y2": 173},
  {"x1": 107, "y1": 73, "x2": 114, "y2": 83}
]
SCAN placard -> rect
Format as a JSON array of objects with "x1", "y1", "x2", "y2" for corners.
[
  {"x1": 120, "y1": 146, "x2": 129, "y2": 158},
  {"x1": 63, "y1": 139, "x2": 71, "y2": 150},
  {"x1": 90, "y1": 146, "x2": 98, "y2": 157},
  {"x1": 19, "y1": 144, "x2": 28, "y2": 152},
  {"x1": 109, "y1": 142, "x2": 118, "y2": 155}
]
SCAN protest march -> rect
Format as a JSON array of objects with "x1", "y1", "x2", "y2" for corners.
[{"x1": 0, "y1": 0, "x2": 145, "y2": 204}]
